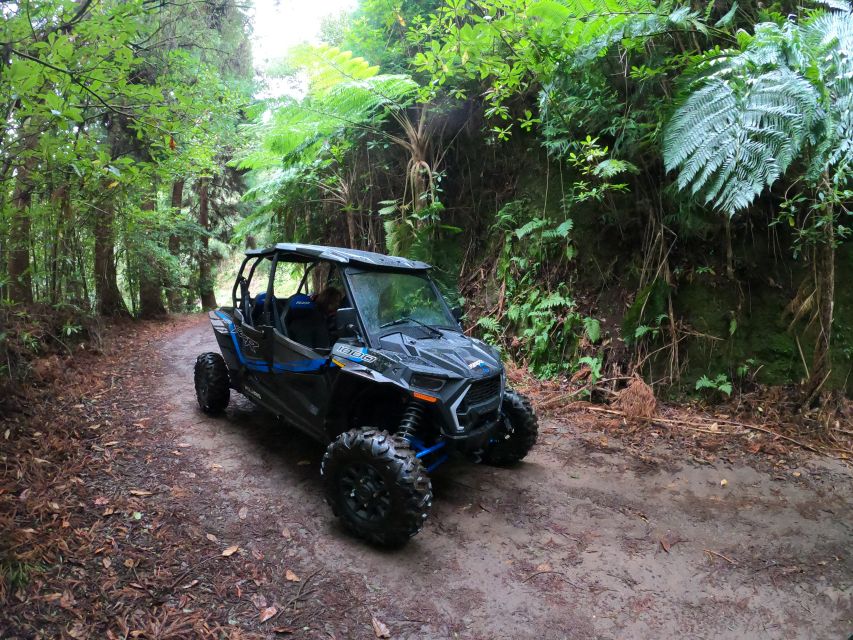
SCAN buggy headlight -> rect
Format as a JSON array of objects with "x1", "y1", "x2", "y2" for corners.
[{"x1": 410, "y1": 374, "x2": 446, "y2": 392}]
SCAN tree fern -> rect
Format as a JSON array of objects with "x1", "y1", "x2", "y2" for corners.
[
  {"x1": 666, "y1": 4, "x2": 853, "y2": 214},
  {"x1": 237, "y1": 45, "x2": 419, "y2": 174},
  {"x1": 665, "y1": 56, "x2": 820, "y2": 215}
]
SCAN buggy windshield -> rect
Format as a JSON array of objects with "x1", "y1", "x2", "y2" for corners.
[{"x1": 347, "y1": 271, "x2": 455, "y2": 337}]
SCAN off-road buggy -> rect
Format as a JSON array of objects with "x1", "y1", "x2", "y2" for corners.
[{"x1": 194, "y1": 243, "x2": 538, "y2": 546}]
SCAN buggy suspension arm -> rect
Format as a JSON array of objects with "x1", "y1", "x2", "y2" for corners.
[{"x1": 397, "y1": 399, "x2": 448, "y2": 473}]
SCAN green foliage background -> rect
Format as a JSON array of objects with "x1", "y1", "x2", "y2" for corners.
[{"x1": 2, "y1": 0, "x2": 852, "y2": 402}]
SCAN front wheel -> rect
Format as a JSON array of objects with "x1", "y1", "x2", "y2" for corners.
[
  {"x1": 194, "y1": 352, "x2": 230, "y2": 414},
  {"x1": 321, "y1": 429, "x2": 432, "y2": 547},
  {"x1": 481, "y1": 390, "x2": 538, "y2": 466}
]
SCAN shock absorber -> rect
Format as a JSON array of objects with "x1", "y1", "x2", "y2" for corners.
[{"x1": 397, "y1": 399, "x2": 426, "y2": 442}]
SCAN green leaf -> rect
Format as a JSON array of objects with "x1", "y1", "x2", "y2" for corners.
[
  {"x1": 583, "y1": 317, "x2": 601, "y2": 343},
  {"x1": 715, "y1": 2, "x2": 739, "y2": 27}
]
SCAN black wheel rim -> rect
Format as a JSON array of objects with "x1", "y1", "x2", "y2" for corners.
[
  {"x1": 338, "y1": 463, "x2": 392, "y2": 524},
  {"x1": 498, "y1": 413, "x2": 515, "y2": 440}
]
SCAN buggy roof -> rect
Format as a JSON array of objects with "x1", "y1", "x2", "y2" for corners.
[{"x1": 245, "y1": 243, "x2": 431, "y2": 271}]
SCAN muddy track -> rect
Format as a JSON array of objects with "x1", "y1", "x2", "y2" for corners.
[{"x1": 155, "y1": 316, "x2": 852, "y2": 639}]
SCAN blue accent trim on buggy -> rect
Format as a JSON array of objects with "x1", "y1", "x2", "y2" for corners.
[
  {"x1": 405, "y1": 436, "x2": 449, "y2": 472},
  {"x1": 414, "y1": 439, "x2": 446, "y2": 459},
  {"x1": 214, "y1": 311, "x2": 326, "y2": 374},
  {"x1": 276, "y1": 359, "x2": 326, "y2": 372}
]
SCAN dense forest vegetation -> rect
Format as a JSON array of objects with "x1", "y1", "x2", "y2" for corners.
[{"x1": 2, "y1": 0, "x2": 852, "y2": 430}]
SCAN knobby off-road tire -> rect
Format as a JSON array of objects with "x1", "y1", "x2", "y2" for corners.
[
  {"x1": 321, "y1": 428, "x2": 432, "y2": 547},
  {"x1": 482, "y1": 389, "x2": 538, "y2": 466},
  {"x1": 194, "y1": 352, "x2": 230, "y2": 414}
]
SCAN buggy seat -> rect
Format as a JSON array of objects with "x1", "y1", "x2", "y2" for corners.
[{"x1": 282, "y1": 293, "x2": 329, "y2": 350}]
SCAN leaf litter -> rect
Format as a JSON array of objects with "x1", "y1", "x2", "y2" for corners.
[{"x1": 0, "y1": 317, "x2": 372, "y2": 638}]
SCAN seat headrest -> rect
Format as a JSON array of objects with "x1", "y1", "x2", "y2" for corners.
[{"x1": 289, "y1": 293, "x2": 315, "y2": 311}]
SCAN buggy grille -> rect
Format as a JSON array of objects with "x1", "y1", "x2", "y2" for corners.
[{"x1": 465, "y1": 375, "x2": 501, "y2": 406}]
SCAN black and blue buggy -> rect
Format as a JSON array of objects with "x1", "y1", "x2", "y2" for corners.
[{"x1": 194, "y1": 243, "x2": 538, "y2": 546}]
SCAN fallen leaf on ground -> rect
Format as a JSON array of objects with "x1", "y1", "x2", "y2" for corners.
[
  {"x1": 129, "y1": 489, "x2": 153, "y2": 496},
  {"x1": 123, "y1": 559, "x2": 135, "y2": 568},
  {"x1": 238, "y1": 506, "x2": 248, "y2": 519},
  {"x1": 285, "y1": 569, "x2": 300, "y2": 582},
  {"x1": 372, "y1": 616, "x2": 391, "y2": 638},
  {"x1": 206, "y1": 533, "x2": 218, "y2": 542},
  {"x1": 251, "y1": 593, "x2": 267, "y2": 609},
  {"x1": 94, "y1": 497, "x2": 109, "y2": 506},
  {"x1": 535, "y1": 562, "x2": 552, "y2": 572},
  {"x1": 281, "y1": 528, "x2": 292, "y2": 540},
  {"x1": 222, "y1": 545, "x2": 239, "y2": 557},
  {"x1": 259, "y1": 606, "x2": 277, "y2": 623},
  {"x1": 660, "y1": 538, "x2": 671, "y2": 553},
  {"x1": 102, "y1": 557, "x2": 111, "y2": 569}
]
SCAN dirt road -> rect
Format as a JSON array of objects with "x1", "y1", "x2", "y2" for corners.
[{"x1": 153, "y1": 317, "x2": 851, "y2": 639}]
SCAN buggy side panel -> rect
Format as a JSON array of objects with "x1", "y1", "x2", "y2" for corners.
[
  {"x1": 210, "y1": 309, "x2": 266, "y2": 372},
  {"x1": 259, "y1": 332, "x2": 330, "y2": 436},
  {"x1": 208, "y1": 309, "x2": 332, "y2": 441},
  {"x1": 209, "y1": 309, "x2": 240, "y2": 371}
]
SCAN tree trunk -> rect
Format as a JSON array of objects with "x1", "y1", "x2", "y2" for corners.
[
  {"x1": 802, "y1": 205, "x2": 835, "y2": 409},
  {"x1": 167, "y1": 178, "x2": 184, "y2": 312},
  {"x1": 49, "y1": 187, "x2": 72, "y2": 305},
  {"x1": 138, "y1": 197, "x2": 166, "y2": 319},
  {"x1": 723, "y1": 215, "x2": 734, "y2": 279},
  {"x1": 345, "y1": 209, "x2": 358, "y2": 249},
  {"x1": 94, "y1": 196, "x2": 129, "y2": 317},
  {"x1": 197, "y1": 177, "x2": 217, "y2": 310},
  {"x1": 7, "y1": 153, "x2": 38, "y2": 304}
]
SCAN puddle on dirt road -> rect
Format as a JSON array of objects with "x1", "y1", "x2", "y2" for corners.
[{"x1": 156, "y1": 317, "x2": 853, "y2": 639}]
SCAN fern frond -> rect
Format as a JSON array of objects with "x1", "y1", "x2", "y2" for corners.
[
  {"x1": 812, "y1": 0, "x2": 852, "y2": 13},
  {"x1": 284, "y1": 44, "x2": 380, "y2": 95},
  {"x1": 665, "y1": 69, "x2": 819, "y2": 215}
]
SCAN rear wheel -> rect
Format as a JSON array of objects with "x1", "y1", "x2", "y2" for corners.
[
  {"x1": 482, "y1": 390, "x2": 538, "y2": 466},
  {"x1": 194, "y1": 352, "x2": 230, "y2": 414},
  {"x1": 321, "y1": 428, "x2": 432, "y2": 547}
]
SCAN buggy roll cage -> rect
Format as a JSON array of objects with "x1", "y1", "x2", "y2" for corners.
[{"x1": 228, "y1": 242, "x2": 447, "y2": 348}]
